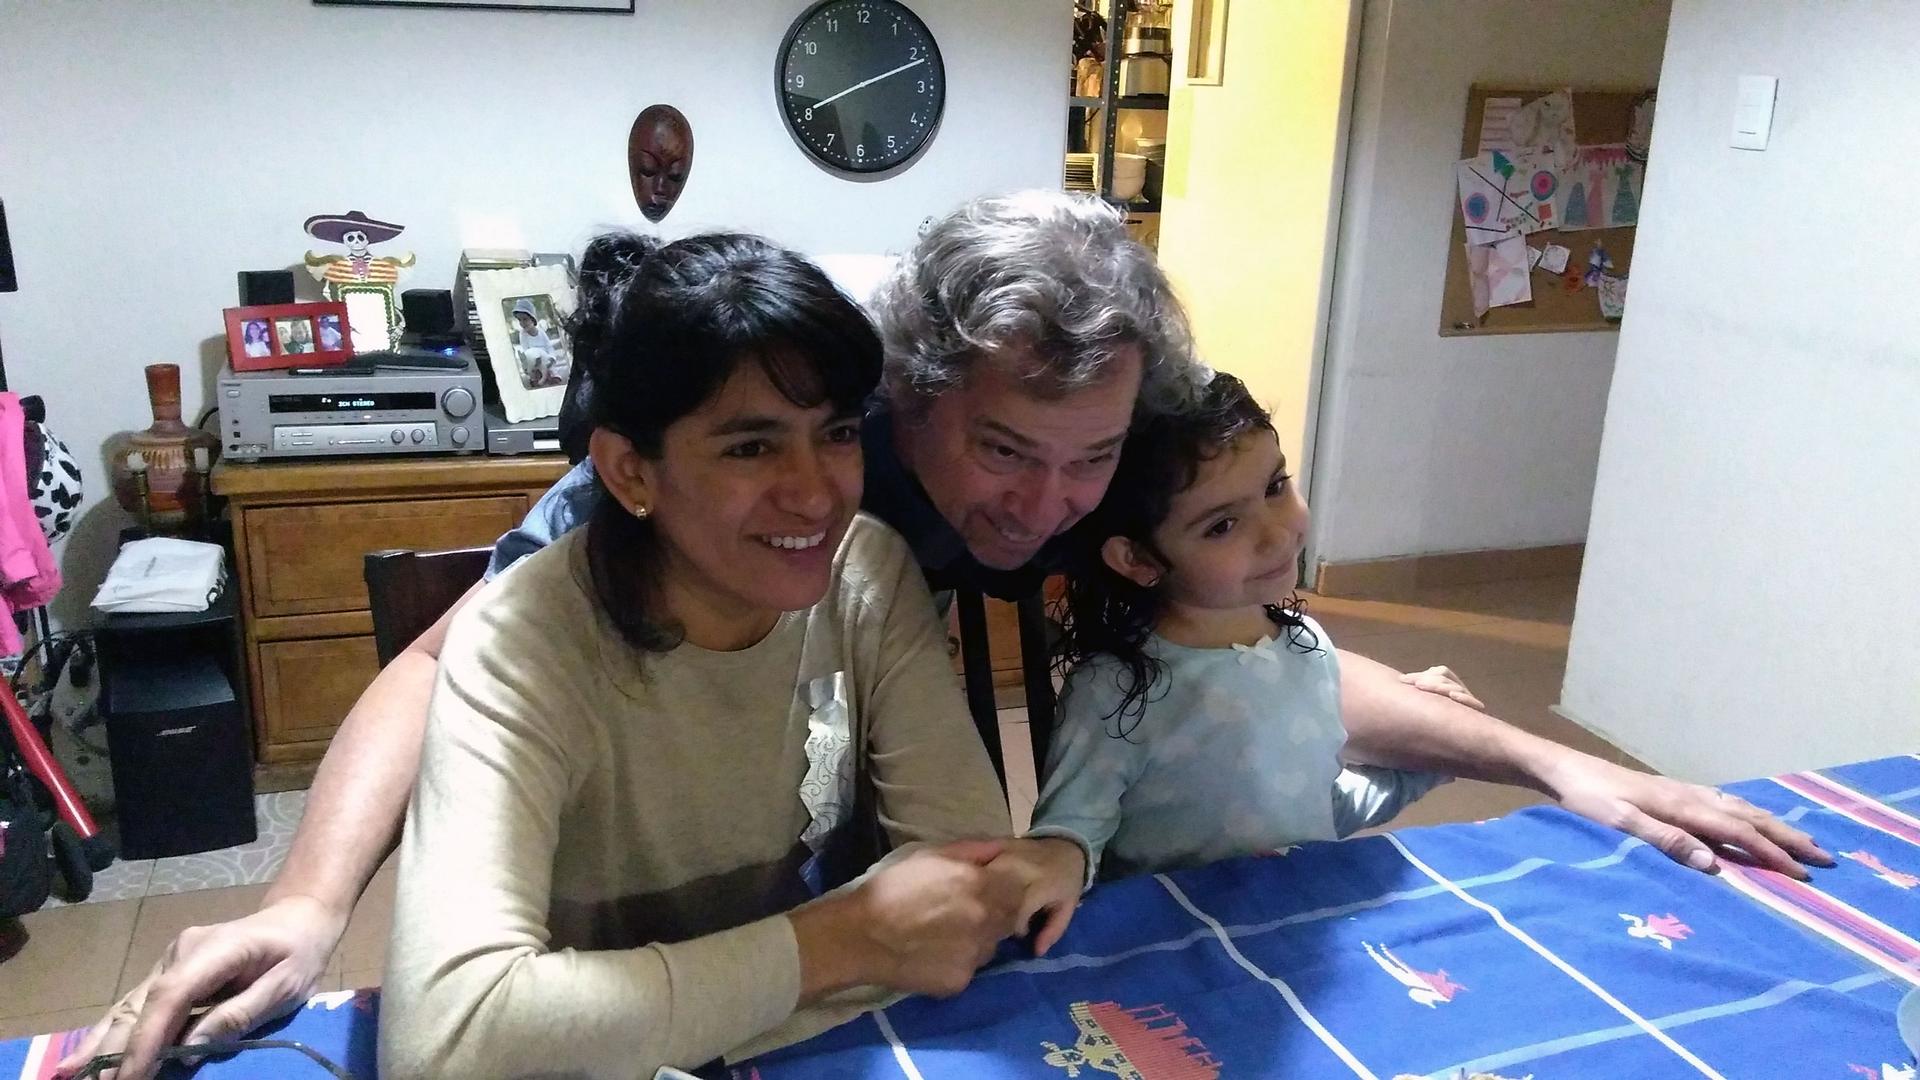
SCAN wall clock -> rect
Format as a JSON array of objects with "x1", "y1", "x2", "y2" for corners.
[{"x1": 777, "y1": 0, "x2": 946, "y2": 175}]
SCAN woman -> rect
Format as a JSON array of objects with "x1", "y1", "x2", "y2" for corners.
[{"x1": 380, "y1": 232, "x2": 1084, "y2": 1079}]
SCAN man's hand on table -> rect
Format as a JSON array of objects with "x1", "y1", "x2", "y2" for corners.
[
  {"x1": 1364, "y1": 656, "x2": 1830, "y2": 880},
  {"x1": 57, "y1": 894, "x2": 347, "y2": 1080},
  {"x1": 1537, "y1": 750, "x2": 1834, "y2": 880},
  {"x1": 985, "y1": 837, "x2": 1088, "y2": 957}
]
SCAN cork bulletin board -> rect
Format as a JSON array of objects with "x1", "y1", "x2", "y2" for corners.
[{"x1": 1439, "y1": 85, "x2": 1654, "y2": 337}]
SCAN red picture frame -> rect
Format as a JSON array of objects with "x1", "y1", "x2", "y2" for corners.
[{"x1": 223, "y1": 301, "x2": 353, "y2": 372}]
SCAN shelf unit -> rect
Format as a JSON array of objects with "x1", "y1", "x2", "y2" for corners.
[{"x1": 1069, "y1": 0, "x2": 1171, "y2": 218}]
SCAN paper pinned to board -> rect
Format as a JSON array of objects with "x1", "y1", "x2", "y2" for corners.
[
  {"x1": 1478, "y1": 97, "x2": 1522, "y2": 154},
  {"x1": 1538, "y1": 243, "x2": 1571, "y2": 274},
  {"x1": 1628, "y1": 93, "x2": 1657, "y2": 161},
  {"x1": 1467, "y1": 234, "x2": 1533, "y2": 317},
  {"x1": 1560, "y1": 144, "x2": 1643, "y2": 230},
  {"x1": 1511, "y1": 88, "x2": 1579, "y2": 172},
  {"x1": 1584, "y1": 241, "x2": 1615, "y2": 287},
  {"x1": 1598, "y1": 273, "x2": 1628, "y2": 319},
  {"x1": 1456, "y1": 150, "x2": 1558, "y2": 245}
]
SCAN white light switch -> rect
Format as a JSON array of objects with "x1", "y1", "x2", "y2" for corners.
[{"x1": 1732, "y1": 75, "x2": 1777, "y2": 150}]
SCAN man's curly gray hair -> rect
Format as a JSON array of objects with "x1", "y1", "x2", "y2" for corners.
[{"x1": 874, "y1": 191, "x2": 1204, "y2": 417}]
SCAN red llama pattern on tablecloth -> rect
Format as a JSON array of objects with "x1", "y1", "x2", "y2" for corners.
[{"x1": 1042, "y1": 1000, "x2": 1222, "y2": 1078}]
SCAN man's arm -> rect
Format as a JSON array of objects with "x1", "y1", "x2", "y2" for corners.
[
  {"x1": 262, "y1": 579, "x2": 479, "y2": 917},
  {"x1": 60, "y1": 582, "x2": 484, "y2": 1080},
  {"x1": 1336, "y1": 647, "x2": 1833, "y2": 879}
]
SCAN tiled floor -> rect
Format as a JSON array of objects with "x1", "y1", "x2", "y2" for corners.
[
  {"x1": 0, "y1": 575, "x2": 1623, "y2": 1044},
  {"x1": 44, "y1": 791, "x2": 309, "y2": 909}
]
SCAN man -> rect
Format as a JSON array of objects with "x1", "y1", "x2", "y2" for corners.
[{"x1": 69, "y1": 192, "x2": 1825, "y2": 1080}]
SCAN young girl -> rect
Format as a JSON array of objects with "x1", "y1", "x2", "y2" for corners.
[
  {"x1": 1032, "y1": 371, "x2": 1833, "y2": 891},
  {"x1": 1032, "y1": 373, "x2": 1451, "y2": 881}
]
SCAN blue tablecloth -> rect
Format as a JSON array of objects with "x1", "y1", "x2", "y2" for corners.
[{"x1": 7, "y1": 756, "x2": 1917, "y2": 1079}]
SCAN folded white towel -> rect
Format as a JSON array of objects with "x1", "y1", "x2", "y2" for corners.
[{"x1": 91, "y1": 538, "x2": 226, "y2": 613}]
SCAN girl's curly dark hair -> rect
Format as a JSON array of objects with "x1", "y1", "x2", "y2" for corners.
[{"x1": 1053, "y1": 372, "x2": 1319, "y2": 738}]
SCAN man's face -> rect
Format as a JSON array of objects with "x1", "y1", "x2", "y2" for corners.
[
  {"x1": 630, "y1": 111, "x2": 693, "y2": 223},
  {"x1": 898, "y1": 344, "x2": 1143, "y2": 570}
]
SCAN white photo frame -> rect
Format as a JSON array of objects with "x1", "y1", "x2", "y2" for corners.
[{"x1": 469, "y1": 264, "x2": 577, "y2": 423}]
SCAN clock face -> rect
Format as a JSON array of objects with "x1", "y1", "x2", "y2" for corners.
[{"x1": 778, "y1": 0, "x2": 945, "y2": 175}]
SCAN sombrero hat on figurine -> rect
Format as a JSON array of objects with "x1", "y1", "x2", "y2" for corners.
[{"x1": 302, "y1": 209, "x2": 405, "y2": 245}]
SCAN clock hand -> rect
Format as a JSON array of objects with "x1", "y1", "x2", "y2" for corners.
[{"x1": 811, "y1": 56, "x2": 927, "y2": 111}]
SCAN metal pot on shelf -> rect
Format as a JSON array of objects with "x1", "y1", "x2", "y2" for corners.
[{"x1": 1117, "y1": 24, "x2": 1172, "y2": 97}]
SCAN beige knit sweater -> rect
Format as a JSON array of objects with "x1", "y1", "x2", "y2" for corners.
[{"x1": 380, "y1": 515, "x2": 1010, "y2": 1079}]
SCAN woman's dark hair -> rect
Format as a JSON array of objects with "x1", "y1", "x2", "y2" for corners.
[
  {"x1": 1053, "y1": 372, "x2": 1318, "y2": 738},
  {"x1": 572, "y1": 231, "x2": 882, "y2": 652}
]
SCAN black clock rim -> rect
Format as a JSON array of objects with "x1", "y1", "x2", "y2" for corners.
[{"x1": 774, "y1": 0, "x2": 947, "y2": 177}]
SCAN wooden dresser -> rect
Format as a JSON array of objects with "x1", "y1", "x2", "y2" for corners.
[{"x1": 212, "y1": 455, "x2": 570, "y2": 769}]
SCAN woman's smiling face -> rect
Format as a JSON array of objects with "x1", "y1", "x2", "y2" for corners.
[{"x1": 597, "y1": 358, "x2": 865, "y2": 643}]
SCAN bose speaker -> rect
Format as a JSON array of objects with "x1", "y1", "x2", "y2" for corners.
[
  {"x1": 99, "y1": 621, "x2": 256, "y2": 860},
  {"x1": 236, "y1": 269, "x2": 296, "y2": 307},
  {"x1": 400, "y1": 288, "x2": 462, "y2": 347}
]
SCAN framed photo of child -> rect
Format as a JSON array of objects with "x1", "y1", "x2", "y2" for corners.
[
  {"x1": 469, "y1": 264, "x2": 576, "y2": 422},
  {"x1": 223, "y1": 301, "x2": 353, "y2": 371}
]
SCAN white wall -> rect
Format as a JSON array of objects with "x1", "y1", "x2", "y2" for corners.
[
  {"x1": 1563, "y1": 0, "x2": 1920, "y2": 783},
  {"x1": 1310, "y1": 0, "x2": 1670, "y2": 567},
  {"x1": 0, "y1": 0, "x2": 1068, "y2": 623}
]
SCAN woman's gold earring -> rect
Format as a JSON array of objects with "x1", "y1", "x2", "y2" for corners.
[{"x1": 632, "y1": 503, "x2": 651, "y2": 520}]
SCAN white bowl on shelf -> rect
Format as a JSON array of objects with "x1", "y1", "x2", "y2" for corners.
[{"x1": 1107, "y1": 153, "x2": 1148, "y2": 201}]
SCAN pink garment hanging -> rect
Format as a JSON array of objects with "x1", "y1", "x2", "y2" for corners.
[{"x1": 0, "y1": 393, "x2": 62, "y2": 654}]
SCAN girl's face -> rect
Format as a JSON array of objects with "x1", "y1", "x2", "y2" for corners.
[
  {"x1": 1140, "y1": 429, "x2": 1308, "y2": 614},
  {"x1": 594, "y1": 360, "x2": 864, "y2": 645}
]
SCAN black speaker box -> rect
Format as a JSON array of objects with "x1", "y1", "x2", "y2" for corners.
[
  {"x1": 237, "y1": 269, "x2": 296, "y2": 307},
  {"x1": 400, "y1": 288, "x2": 462, "y2": 347},
  {"x1": 100, "y1": 649, "x2": 256, "y2": 860}
]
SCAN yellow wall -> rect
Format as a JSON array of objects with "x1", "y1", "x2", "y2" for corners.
[{"x1": 1157, "y1": 0, "x2": 1356, "y2": 468}]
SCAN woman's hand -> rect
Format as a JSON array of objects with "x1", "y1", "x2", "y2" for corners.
[
  {"x1": 56, "y1": 894, "x2": 347, "y2": 1080},
  {"x1": 1399, "y1": 665, "x2": 1485, "y2": 710},
  {"x1": 790, "y1": 839, "x2": 1024, "y2": 1002},
  {"x1": 985, "y1": 837, "x2": 1086, "y2": 957}
]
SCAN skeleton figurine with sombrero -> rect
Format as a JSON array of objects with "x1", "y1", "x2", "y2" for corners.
[{"x1": 302, "y1": 209, "x2": 416, "y2": 353}]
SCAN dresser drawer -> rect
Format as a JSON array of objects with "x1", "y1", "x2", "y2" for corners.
[
  {"x1": 254, "y1": 635, "x2": 381, "y2": 763},
  {"x1": 241, "y1": 495, "x2": 526, "y2": 618}
]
